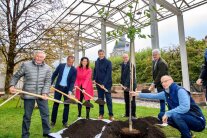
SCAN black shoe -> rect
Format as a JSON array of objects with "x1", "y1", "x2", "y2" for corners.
[
  {"x1": 122, "y1": 114, "x2": 129, "y2": 117},
  {"x1": 43, "y1": 134, "x2": 55, "y2": 138},
  {"x1": 50, "y1": 122, "x2": 55, "y2": 128},
  {"x1": 63, "y1": 123, "x2": 69, "y2": 128}
]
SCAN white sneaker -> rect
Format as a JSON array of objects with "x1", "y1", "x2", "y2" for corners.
[{"x1": 78, "y1": 117, "x2": 82, "y2": 120}]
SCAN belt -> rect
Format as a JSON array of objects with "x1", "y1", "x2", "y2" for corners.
[{"x1": 59, "y1": 85, "x2": 67, "y2": 88}]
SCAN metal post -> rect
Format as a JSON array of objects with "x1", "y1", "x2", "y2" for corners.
[
  {"x1": 101, "y1": 20, "x2": 107, "y2": 57},
  {"x1": 82, "y1": 48, "x2": 85, "y2": 57},
  {"x1": 177, "y1": 14, "x2": 190, "y2": 91},
  {"x1": 149, "y1": 0, "x2": 159, "y2": 49},
  {"x1": 74, "y1": 38, "x2": 79, "y2": 66}
]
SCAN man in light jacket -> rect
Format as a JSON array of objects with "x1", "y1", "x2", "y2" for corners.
[{"x1": 10, "y1": 50, "x2": 52, "y2": 138}]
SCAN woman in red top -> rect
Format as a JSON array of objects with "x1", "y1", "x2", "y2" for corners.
[{"x1": 75, "y1": 57, "x2": 94, "y2": 119}]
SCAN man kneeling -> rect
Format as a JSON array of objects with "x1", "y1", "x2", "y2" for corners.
[{"x1": 131, "y1": 75, "x2": 206, "y2": 138}]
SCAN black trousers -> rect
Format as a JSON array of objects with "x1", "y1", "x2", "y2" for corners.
[
  {"x1": 78, "y1": 87, "x2": 90, "y2": 118},
  {"x1": 124, "y1": 90, "x2": 136, "y2": 117}
]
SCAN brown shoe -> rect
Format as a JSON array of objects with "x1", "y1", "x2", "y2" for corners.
[
  {"x1": 98, "y1": 115, "x2": 104, "y2": 120},
  {"x1": 109, "y1": 116, "x2": 114, "y2": 121}
]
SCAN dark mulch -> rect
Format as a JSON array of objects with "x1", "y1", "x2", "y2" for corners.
[
  {"x1": 61, "y1": 119, "x2": 107, "y2": 138},
  {"x1": 101, "y1": 116, "x2": 166, "y2": 138}
]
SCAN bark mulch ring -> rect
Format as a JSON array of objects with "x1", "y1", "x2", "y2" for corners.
[
  {"x1": 101, "y1": 116, "x2": 166, "y2": 138},
  {"x1": 61, "y1": 119, "x2": 107, "y2": 138}
]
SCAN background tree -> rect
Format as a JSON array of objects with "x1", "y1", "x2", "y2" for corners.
[{"x1": 0, "y1": 0, "x2": 65, "y2": 94}]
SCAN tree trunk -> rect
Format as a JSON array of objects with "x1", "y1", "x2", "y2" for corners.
[{"x1": 4, "y1": 53, "x2": 15, "y2": 94}]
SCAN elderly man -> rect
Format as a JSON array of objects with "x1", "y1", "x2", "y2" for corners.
[
  {"x1": 93, "y1": 49, "x2": 114, "y2": 121},
  {"x1": 9, "y1": 51, "x2": 52, "y2": 138},
  {"x1": 120, "y1": 53, "x2": 137, "y2": 118},
  {"x1": 150, "y1": 49, "x2": 168, "y2": 116},
  {"x1": 131, "y1": 75, "x2": 206, "y2": 138},
  {"x1": 51, "y1": 56, "x2": 77, "y2": 128}
]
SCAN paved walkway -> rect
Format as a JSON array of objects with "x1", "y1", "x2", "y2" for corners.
[{"x1": 112, "y1": 98, "x2": 160, "y2": 108}]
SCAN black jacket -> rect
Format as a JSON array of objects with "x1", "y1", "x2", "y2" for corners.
[
  {"x1": 152, "y1": 57, "x2": 168, "y2": 89},
  {"x1": 93, "y1": 57, "x2": 112, "y2": 90},
  {"x1": 120, "y1": 61, "x2": 137, "y2": 91}
]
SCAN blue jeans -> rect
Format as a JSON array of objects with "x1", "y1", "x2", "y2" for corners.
[
  {"x1": 22, "y1": 99, "x2": 50, "y2": 138},
  {"x1": 97, "y1": 87, "x2": 113, "y2": 116},
  {"x1": 159, "y1": 112, "x2": 206, "y2": 138},
  {"x1": 51, "y1": 85, "x2": 69, "y2": 124}
]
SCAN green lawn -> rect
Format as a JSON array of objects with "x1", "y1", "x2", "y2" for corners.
[{"x1": 0, "y1": 97, "x2": 207, "y2": 138}]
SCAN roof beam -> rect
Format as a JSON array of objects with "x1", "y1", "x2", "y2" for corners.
[
  {"x1": 79, "y1": 37, "x2": 101, "y2": 44},
  {"x1": 155, "y1": 0, "x2": 181, "y2": 15}
]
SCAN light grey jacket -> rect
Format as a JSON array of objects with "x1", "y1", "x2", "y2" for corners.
[{"x1": 10, "y1": 60, "x2": 52, "y2": 99}]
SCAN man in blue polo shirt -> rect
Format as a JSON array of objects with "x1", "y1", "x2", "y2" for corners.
[
  {"x1": 131, "y1": 75, "x2": 206, "y2": 138},
  {"x1": 50, "y1": 56, "x2": 77, "y2": 128}
]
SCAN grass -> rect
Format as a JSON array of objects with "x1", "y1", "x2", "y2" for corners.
[{"x1": 0, "y1": 97, "x2": 207, "y2": 138}]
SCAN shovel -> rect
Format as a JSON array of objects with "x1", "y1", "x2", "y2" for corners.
[
  {"x1": 15, "y1": 89, "x2": 65, "y2": 104},
  {"x1": 75, "y1": 86, "x2": 105, "y2": 106},
  {"x1": 94, "y1": 81, "x2": 109, "y2": 93},
  {"x1": 51, "y1": 87, "x2": 93, "y2": 108},
  {"x1": 0, "y1": 92, "x2": 20, "y2": 107}
]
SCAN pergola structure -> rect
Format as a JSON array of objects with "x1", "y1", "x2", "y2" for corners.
[{"x1": 39, "y1": 0, "x2": 207, "y2": 91}]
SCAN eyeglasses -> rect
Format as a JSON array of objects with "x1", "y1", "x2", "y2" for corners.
[{"x1": 161, "y1": 79, "x2": 171, "y2": 84}]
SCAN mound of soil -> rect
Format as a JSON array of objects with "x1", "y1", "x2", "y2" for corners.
[
  {"x1": 61, "y1": 119, "x2": 107, "y2": 138},
  {"x1": 101, "y1": 116, "x2": 165, "y2": 138}
]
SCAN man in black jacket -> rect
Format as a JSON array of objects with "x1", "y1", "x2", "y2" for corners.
[
  {"x1": 120, "y1": 53, "x2": 137, "y2": 118},
  {"x1": 150, "y1": 49, "x2": 168, "y2": 117},
  {"x1": 93, "y1": 49, "x2": 114, "y2": 121}
]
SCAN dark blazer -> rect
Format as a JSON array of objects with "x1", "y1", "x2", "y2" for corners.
[
  {"x1": 200, "y1": 61, "x2": 207, "y2": 86},
  {"x1": 152, "y1": 57, "x2": 168, "y2": 89},
  {"x1": 120, "y1": 61, "x2": 137, "y2": 91},
  {"x1": 93, "y1": 57, "x2": 112, "y2": 90},
  {"x1": 51, "y1": 63, "x2": 77, "y2": 92}
]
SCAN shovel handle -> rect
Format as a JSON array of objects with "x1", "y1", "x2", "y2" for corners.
[
  {"x1": 75, "y1": 86, "x2": 94, "y2": 100},
  {"x1": 51, "y1": 87, "x2": 82, "y2": 104},
  {"x1": 120, "y1": 84, "x2": 127, "y2": 90},
  {"x1": 0, "y1": 92, "x2": 20, "y2": 107},
  {"x1": 15, "y1": 89, "x2": 63, "y2": 104},
  {"x1": 94, "y1": 82, "x2": 109, "y2": 92}
]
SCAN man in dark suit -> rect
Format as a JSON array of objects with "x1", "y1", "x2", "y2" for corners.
[
  {"x1": 93, "y1": 49, "x2": 114, "y2": 121},
  {"x1": 50, "y1": 56, "x2": 77, "y2": 127},
  {"x1": 150, "y1": 49, "x2": 168, "y2": 117},
  {"x1": 120, "y1": 53, "x2": 137, "y2": 119}
]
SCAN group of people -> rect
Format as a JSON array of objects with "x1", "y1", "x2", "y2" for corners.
[
  {"x1": 9, "y1": 49, "x2": 114, "y2": 138},
  {"x1": 8, "y1": 44, "x2": 207, "y2": 138}
]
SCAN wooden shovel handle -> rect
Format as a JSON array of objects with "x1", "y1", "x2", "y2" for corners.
[
  {"x1": 15, "y1": 89, "x2": 63, "y2": 104},
  {"x1": 0, "y1": 92, "x2": 20, "y2": 107},
  {"x1": 51, "y1": 87, "x2": 82, "y2": 104},
  {"x1": 75, "y1": 86, "x2": 94, "y2": 100},
  {"x1": 94, "y1": 81, "x2": 109, "y2": 92}
]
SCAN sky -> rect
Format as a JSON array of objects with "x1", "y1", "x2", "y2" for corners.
[{"x1": 83, "y1": 3, "x2": 207, "y2": 61}]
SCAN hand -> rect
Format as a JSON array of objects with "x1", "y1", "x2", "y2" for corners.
[
  {"x1": 42, "y1": 94, "x2": 48, "y2": 100},
  {"x1": 68, "y1": 92, "x2": 72, "y2": 97},
  {"x1": 196, "y1": 79, "x2": 202, "y2": 85},
  {"x1": 9, "y1": 86, "x2": 16, "y2": 94},
  {"x1": 82, "y1": 89, "x2": 86, "y2": 93},
  {"x1": 149, "y1": 84, "x2": 155, "y2": 91},
  {"x1": 100, "y1": 85, "x2": 105, "y2": 89},
  {"x1": 93, "y1": 80, "x2": 96, "y2": 83},
  {"x1": 130, "y1": 91, "x2": 138, "y2": 97},
  {"x1": 162, "y1": 114, "x2": 168, "y2": 123}
]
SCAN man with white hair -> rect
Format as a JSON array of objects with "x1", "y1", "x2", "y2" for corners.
[
  {"x1": 9, "y1": 50, "x2": 53, "y2": 138},
  {"x1": 131, "y1": 75, "x2": 206, "y2": 138},
  {"x1": 150, "y1": 49, "x2": 168, "y2": 117},
  {"x1": 120, "y1": 53, "x2": 137, "y2": 118}
]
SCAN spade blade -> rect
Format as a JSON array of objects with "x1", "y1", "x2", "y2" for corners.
[
  {"x1": 95, "y1": 98, "x2": 105, "y2": 105},
  {"x1": 83, "y1": 101, "x2": 94, "y2": 108}
]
